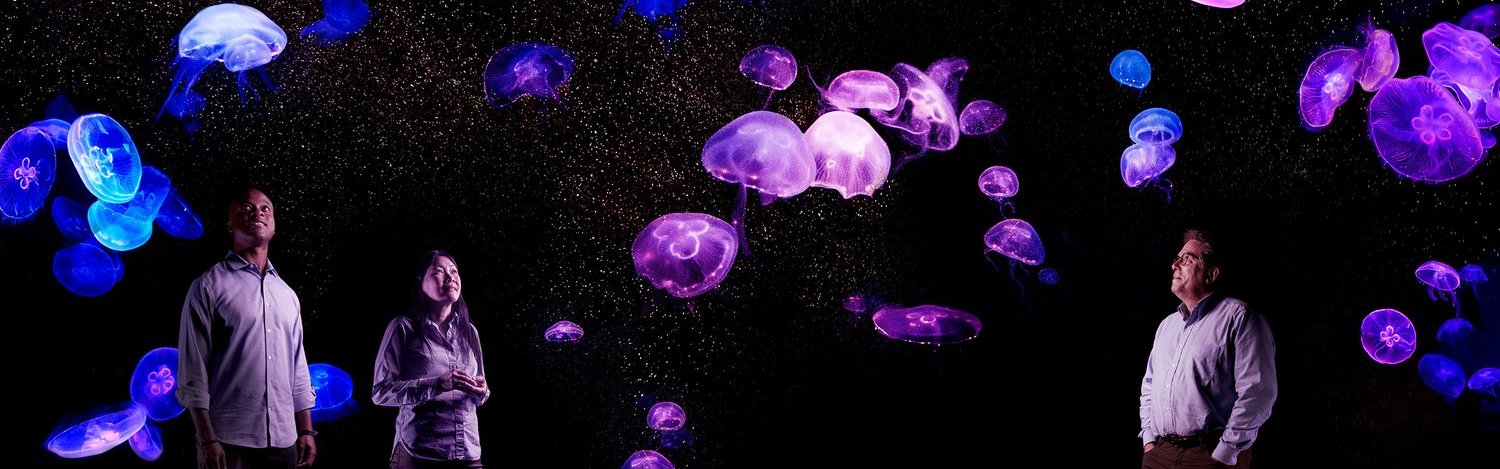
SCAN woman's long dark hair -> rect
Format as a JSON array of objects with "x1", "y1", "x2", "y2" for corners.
[{"x1": 406, "y1": 250, "x2": 481, "y2": 357}]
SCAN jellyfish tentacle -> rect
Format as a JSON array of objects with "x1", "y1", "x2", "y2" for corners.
[
  {"x1": 731, "y1": 184, "x2": 752, "y2": 259},
  {"x1": 1154, "y1": 176, "x2": 1174, "y2": 202}
]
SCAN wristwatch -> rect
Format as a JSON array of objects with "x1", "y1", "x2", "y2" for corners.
[{"x1": 298, "y1": 429, "x2": 319, "y2": 437}]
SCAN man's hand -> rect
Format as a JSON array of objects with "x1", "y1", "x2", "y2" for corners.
[
  {"x1": 197, "y1": 442, "x2": 226, "y2": 469},
  {"x1": 296, "y1": 434, "x2": 317, "y2": 468}
]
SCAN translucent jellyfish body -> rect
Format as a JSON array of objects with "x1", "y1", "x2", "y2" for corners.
[
  {"x1": 804, "y1": 111, "x2": 890, "y2": 198},
  {"x1": 544, "y1": 320, "x2": 585, "y2": 343},
  {"x1": 1423, "y1": 22, "x2": 1500, "y2": 91},
  {"x1": 128, "y1": 422, "x2": 163, "y2": 461},
  {"x1": 647, "y1": 401, "x2": 686, "y2": 431},
  {"x1": 483, "y1": 42, "x2": 575, "y2": 108},
  {"x1": 1418, "y1": 353, "x2": 1466, "y2": 399},
  {"x1": 66, "y1": 114, "x2": 142, "y2": 204},
  {"x1": 631, "y1": 213, "x2": 738, "y2": 298},
  {"x1": 622, "y1": 449, "x2": 676, "y2": 469},
  {"x1": 309, "y1": 363, "x2": 354, "y2": 421},
  {"x1": 1358, "y1": 29, "x2": 1399, "y2": 92},
  {"x1": 977, "y1": 165, "x2": 1018, "y2": 202},
  {"x1": 300, "y1": 0, "x2": 370, "y2": 45},
  {"x1": 88, "y1": 166, "x2": 171, "y2": 251},
  {"x1": 161, "y1": 4, "x2": 288, "y2": 120},
  {"x1": 959, "y1": 100, "x2": 1007, "y2": 135},
  {"x1": 871, "y1": 304, "x2": 983, "y2": 345},
  {"x1": 702, "y1": 111, "x2": 815, "y2": 199},
  {"x1": 1120, "y1": 143, "x2": 1176, "y2": 188},
  {"x1": 156, "y1": 186, "x2": 204, "y2": 240},
  {"x1": 52, "y1": 196, "x2": 93, "y2": 242},
  {"x1": 130, "y1": 347, "x2": 184, "y2": 421},
  {"x1": 984, "y1": 218, "x2": 1045, "y2": 266},
  {"x1": 1128, "y1": 108, "x2": 1183, "y2": 146},
  {"x1": 874, "y1": 63, "x2": 960, "y2": 152},
  {"x1": 739, "y1": 45, "x2": 797, "y2": 91},
  {"x1": 822, "y1": 70, "x2": 900, "y2": 112},
  {"x1": 53, "y1": 242, "x2": 123, "y2": 297},
  {"x1": 0, "y1": 127, "x2": 56, "y2": 220},
  {"x1": 1359, "y1": 308, "x2": 1416, "y2": 364},
  {"x1": 45, "y1": 404, "x2": 147, "y2": 458},
  {"x1": 1368, "y1": 76, "x2": 1484, "y2": 183},
  {"x1": 1468, "y1": 367, "x2": 1500, "y2": 398},
  {"x1": 1298, "y1": 48, "x2": 1362, "y2": 130},
  {"x1": 1109, "y1": 49, "x2": 1151, "y2": 89}
]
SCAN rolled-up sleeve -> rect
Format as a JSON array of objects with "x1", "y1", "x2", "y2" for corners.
[
  {"x1": 372, "y1": 319, "x2": 440, "y2": 406},
  {"x1": 291, "y1": 305, "x2": 317, "y2": 411},
  {"x1": 176, "y1": 278, "x2": 213, "y2": 410}
]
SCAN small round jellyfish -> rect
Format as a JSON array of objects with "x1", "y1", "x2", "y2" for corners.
[
  {"x1": 52, "y1": 196, "x2": 93, "y2": 243},
  {"x1": 483, "y1": 42, "x2": 575, "y2": 108},
  {"x1": 544, "y1": 320, "x2": 585, "y2": 343},
  {"x1": 0, "y1": 127, "x2": 56, "y2": 220},
  {"x1": 1038, "y1": 267, "x2": 1060, "y2": 285},
  {"x1": 300, "y1": 0, "x2": 370, "y2": 45},
  {"x1": 1298, "y1": 48, "x2": 1362, "y2": 130},
  {"x1": 45, "y1": 404, "x2": 147, "y2": 459},
  {"x1": 1468, "y1": 368, "x2": 1500, "y2": 398},
  {"x1": 843, "y1": 294, "x2": 870, "y2": 314},
  {"x1": 1190, "y1": 0, "x2": 1245, "y2": 7},
  {"x1": 1358, "y1": 29, "x2": 1400, "y2": 92},
  {"x1": 155, "y1": 186, "x2": 204, "y2": 240},
  {"x1": 309, "y1": 363, "x2": 354, "y2": 420},
  {"x1": 1459, "y1": 264, "x2": 1489, "y2": 283},
  {"x1": 739, "y1": 45, "x2": 797, "y2": 91},
  {"x1": 1415, "y1": 260, "x2": 1462, "y2": 305},
  {"x1": 871, "y1": 304, "x2": 983, "y2": 345},
  {"x1": 1120, "y1": 143, "x2": 1176, "y2": 193},
  {"x1": 622, "y1": 449, "x2": 676, "y2": 469},
  {"x1": 66, "y1": 114, "x2": 143, "y2": 204},
  {"x1": 977, "y1": 166, "x2": 1019, "y2": 211},
  {"x1": 1128, "y1": 108, "x2": 1183, "y2": 146},
  {"x1": 959, "y1": 100, "x2": 1007, "y2": 135},
  {"x1": 804, "y1": 111, "x2": 891, "y2": 199},
  {"x1": 1422, "y1": 22, "x2": 1500, "y2": 91},
  {"x1": 631, "y1": 213, "x2": 738, "y2": 298},
  {"x1": 160, "y1": 3, "x2": 288, "y2": 122},
  {"x1": 128, "y1": 422, "x2": 163, "y2": 461},
  {"x1": 129, "y1": 347, "x2": 184, "y2": 421},
  {"x1": 1418, "y1": 353, "x2": 1466, "y2": 399},
  {"x1": 88, "y1": 166, "x2": 172, "y2": 251},
  {"x1": 1459, "y1": 3, "x2": 1500, "y2": 39},
  {"x1": 1359, "y1": 308, "x2": 1416, "y2": 364},
  {"x1": 1109, "y1": 49, "x2": 1151, "y2": 90},
  {"x1": 1368, "y1": 76, "x2": 1484, "y2": 183},
  {"x1": 821, "y1": 70, "x2": 900, "y2": 112},
  {"x1": 647, "y1": 401, "x2": 686, "y2": 431},
  {"x1": 984, "y1": 218, "x2": 1045, "y2": 266},
  {"x1": 53, "y1": 242, "x2": 122, "y2": 297}
]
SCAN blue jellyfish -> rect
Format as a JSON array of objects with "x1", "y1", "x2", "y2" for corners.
[
  {"x1": 977, "y1": 165, "x2": 1019, "y2": 215},
  {"x1": 65, "y1": 114, "x2": 143, "y2": 204},
  {"x1": 871, "y1": 304, "x2": 983, "y2": 345},
  {"x1": 45, "y1": 403, "x2": 147, "y2": 458},
  {"x1": 819, "y1": 70, "x2": 900, "y2": 112},
  {"x1": 739, "y1": 45, "x2": 797, "y2": 108},
  {"x1": 1368, "y1": 77, "x2": 1484, "y2": 183},
  {"x1": 647, "y1": 401, "x2": 686, "y2": 431},
  {"x1": 1437, "y1": 317, "x2": 1475, "y2": 358},
  {"x1": 1298, "y1": 48, "x2": 1362, "y2": 130},
  {"x1": 1423, "y1": 22, "x2": 1500, "y2": 91},
  {"x1": 1129, "y1": 108, "x2": 1183, "y2": 146},
  {"x1": 1038, "y1": 267, "x2": 1060, "y2": 285},
  {"x1": 309, "y1": 363, "x2": 355, "y2": 421},
  {"x1": 45, "y1": 93, "x2": 80, "y2": 123},
  {"x1": 1460, "y1": 3, "x2": 1500, "y2": 39},
  {"x1": 631, "y1": 213, "x2": 739, "y2": 298},
  {"x1": 1120, "y1": 143, "x2": 1176, "y2": 200},
  {"x1": 544, "y1": 320, "x2": 585, "y2": 343},
  {"x1": 804, "y1": 111, "x2": 890, "y2": 199},
  {"x1": 1358, "y1": 28, "x2": 1399, "y2": 92},
  {"x1": 27, "y1": 118, "x2": 71, "y2": 148},
  {"x1": 1459, "y1": 264, "x2": 1489, "y2": 283},
  {"x1": 613, "y1": 0, "x2": 688, "y2": 43},
  {"x1": 52, "y1": 196, "x2": 93, "y2": 243},
  {"x1": 1418, "y1": 353, "x2": 1466, "y2": 399},
  {"x1": 128, "y1": 421, "x2": 163, "y2": 461},
  {"x1": 1468, "y1": 368, "x2": 1500, "y2": 398},
  {"x1": 155, "y1": 186, "x2": 204, "y2": 240},
  {"x1": 0, "y1": 127, "x2": 56, "y2": 220},
  {"x1": 702, "y1": 111, "x2": 814, "y2": 253},
  {"x1": 984, "y1": 218, "x2": 1045, "y2": 266},
  {"x1": 1360, "y1": 308, "x2": 1416, "y2": 365},
  {"x1": 1109, "y1": 49, "x2": 1151, "y2": 90},
  {"x1": 300, "y1": 0, "x2": 370, "y2": 45},
  {"x1": 129, "y1": 347, "x2": 184, "y2": 421},
  {"x1": 482, "y1": 42, "x2": 575, "y2": 108},
  {"x1": 88, "y1": 166, "x2": 171, "y2": 251},
  {"x1": 160, "y1": 4, "x2": 289, "y2": 123},
  {"x1": 1416, "y1": 260, "x2": 1462, "y2": 307},
  {"x1": 622, "y1": 449, "x2": 675, "y2": 469},
  {"x1": 53, "y1": 242, "x2": 122, "y2": 297},
  {"x1": 959, "y1": 100, "x2": 1007, "y2": 136}
]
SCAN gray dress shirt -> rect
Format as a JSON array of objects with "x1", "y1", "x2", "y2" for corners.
[{"x1": 373, "y1": 315, "x2": 489, "y2": 461}]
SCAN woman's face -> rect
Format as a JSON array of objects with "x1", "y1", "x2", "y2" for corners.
[{"x1": 422, "y1": 256, "x2": 462, "y2": 305}]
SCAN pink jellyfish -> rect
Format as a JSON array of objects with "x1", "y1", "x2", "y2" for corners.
[
  {"x1": 925, "y1": 56, "x2": 969, "y2": 105},
  {"x1": 1359, "y1": 308, "x2": 1416, "y2": 365},
  {"x1": 631, "y1": 213, "x2": 738, "y2": 298},
  {"x1": 959, "y1": 99, "x2": 1007, "y2": 135},
  {"x1": 701, "y1": 110, "x2": 814, "y2": 253},
  {"x1": 804, "y1": 111, "x2": 891, "y2": 198},
  {"x1": 1422, "y1": 22, "x2": 1500, "y2": 91},
  {"x1": 871, "y1": 304, "x2": 982, "y2": 345},
  {"x1": 820, "y1": 70, "x2": 899, "y2": 112},
  {"x1": 984, "y1": 218, "x2": 1045, "y2": 266},
  {"x1": 1459, "y1": 3, "x2": 1500, "y2": 39},
  {"x1": 1415, "y1": 260, "x2": 1462, "y2": 308},
  {"x1": 873, "y1": 63, "x2": 960, "y2": 154},
  {"x1": 1368, "y1": 76, "x2": 1484, "y2": 183},
  {"x1": 1298, "y1": 47, "x2": 1362, "y2": 130},
  {"x1": 647, "y1": 401, "x2": 686, "y2": 431},
  {"x1": 977, "y1": 165, "x2": 1018, "y2": 215},
  {"x1": 1190, "y1": 0, "x2": 1245, "y2": 8},
  {"x1": 739, "y1": 45, "x2": 797, "y2": 107},
  {"x1": 1358, "y1": 28, "x2": 1399, "y2": 92},
  {"x1": 1120, "y1": 143, "x2": 1176, "y2": 200}
]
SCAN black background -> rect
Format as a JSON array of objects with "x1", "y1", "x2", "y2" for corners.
[{"x1": 3, "y1": 0, "x2": 1498, "y2": 467}]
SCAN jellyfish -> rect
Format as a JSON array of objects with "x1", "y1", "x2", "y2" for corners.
[
  {"x1": 739, "y1": 45, "x2": 797, "y2": 107},
  {"x1": 1459, "y1": 264, "x2": 1489, "y2": 283},
  {"x1": 66, "y1": 114, "x2": 143, "y2": 204},
  {"x1": 701, "y1": 111, "x2": 814, "y2": 253},
  {"x1": 53, "y1": 242, "x2": 122, "y2": 297},
  {"x1": 1418, "y1": 353, "x2": 1466, "y2": 399},
  {"x1": 647, "y1": 401, "x2": 686, "y2": 431},
  {"x1": 52, "y1": 196, "x2": 93, "y2": 243},
  {"x1": 1190, "y1": 0, "x2": 1245, "y2": 7},
  {"x1": 1128, "y1": 108, "x2": 1183, "y2": 146},
  {"x1": 128, "y1": 422, "x2": 163, "y2": 461},
  {"x1": 804, "y1": 111, "x2": 891, "y2": 199},
  {"x1": 45, "y1": 404, "x2": 147, "y2": 458},
  {"x1": 156, "y1": 186, "x2": 204, "y2": 240},
  {"x1": 483, "y1": 42, "x2": 575, "y2": 108},
  {"x1": 300, "y1": 0, "x2": 370, "y2": 45},
  {"x1": 1359, "y1": 308, "x2": 1416, "y2": 364},
  {"x1": 926, "y1": 56, "x2": 969, "y2": 105},
  {"x1": 871, "y1": 304, "x2": 982, "y2": 345},
  {"x1": 873, "y1": 63, "x2": 961, "y2": 153},
  {"x1": 977, "y1": 165, "x2": 1019, "y2": 215},
  {"x1": 1038, "y1": 267, "x2": 1060, "y2": 286},
  {"x1": 88, "y1": 166, "x2": 171, "y2": 252},
  {"x1": 309, "y1": 363, "x2": 355, "y2": 421},
  {"x1": 631, "y1": 213, "x2": 739, "y2": 298},
  {"x1": 843, "y1": 294, "x2": 870, "y2": 314},
  {"x1": 544, "y1": 320, "x2": 585, "y2": 343},
  {"x1": 160, "y1": 4, "x2": 288, "y2": 123},
  {"x1": 1422, "y1": 22, "x2": 1500, "y2": 91},
  {"x1": 1415, "y1": 260, "x2": 1462, "y2": 308},
  {"x1": 1120, "y1": 143, "x2": 1176, "y2": 200},
  {"x1": 819, "y1": 70, "x2": 900, "y2": 112},
  {"x1": 622, "y1": 449, "x2": 676, "y2": 469},
  {"x1": 27, "y1": 118, "x2": 71, "y2": 148},
  {"x1": 1459, "y1": 3, "x2": 1500, "y2": 39},
  {"x1": 129, "y1": 347, "x2": 184, "y2": 421},
  {"x1": 1358, "y1": 28, "x2": 1399, "y2": 92},
  {"x1": 0, "y1": 127, "x2": 56, "y2": 220},
  {"x1": 959, "y1": 100, "x2": 1007, "y2": 135},
  {"x1": 613, "y1": 0, "x2": 688, "y2": 43},
  {"x1": 984, "y1": 218, "x2": 1045, "y2": 266},
  {"x1": 1468, "y1": 368, "x2": 1500, "y2": 398},
  {"x1": 1109, "y1": 49, "x2": 1151, "y2": 90},
  {"x1": 1436, "y1": 317, "x2": 1475, "y2": 358},
  {"x1": 1298, "y1": 48, "x2": 1362, "y2": 130},
  {"x1": 1367, "y1": 76, "x2": 1484, "y2": 183}
]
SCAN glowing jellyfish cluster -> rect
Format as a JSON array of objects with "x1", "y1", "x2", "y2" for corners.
[
  {"x1": 300, "y1": 0, "x2": 370, "y2": 45},
  {"x1": 804, "y1": 111, "x2": 891, "y2": 199},
  {"x1": 160, "y1": 4, "x2": 288, "y2": 127},
  {"x1": 310, "y1": 363, "x2": 356, "y2": 421},
  {"x1": 622, "y1": 449, "x2": 676, "y2": 469},
  {"x1": 46, "y1": 404, "x2": 147, "y2": 459},
  {"x1": 740, "y1": 45, "x2": 797, "y2": 106},
  {"x1": 129, "y1": 348, "x2": 184, "y2": 421},
  {"x1": 483, "y1": 42, "x2": 575, "y2": 108},
  {"x1": 1109, "y1": 49, "x2": 1151, "y2": 90},
  {"x1": 632, "y1": 213, "x2": 739, "y2": 298},
  {"x1": 0, "y1": 127, "x2": 56, "y2": 220},
  {"x1": 871, "y1": 304, "x2": 983, "y2": 345},
  {"x1": 1119, "y1": 108, "x2": 1181, "y2": 199},
  {"x1": 544, "y1": 320, "x2": 585, "y2": 343},
  {"x1": 1359, "y1": 308, "x2": 1416, "y2": 365},
  {"x1": 647, "y1": 401, "x2": 686, "y2": 431},
  {"x1": 1418, "y1": 353, "x2": 1466, "y2": 399}
]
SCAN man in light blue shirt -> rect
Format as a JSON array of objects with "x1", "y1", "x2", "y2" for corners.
[{"x1": 1140, "y1": 229, "x2": 1277, "y2": 468}]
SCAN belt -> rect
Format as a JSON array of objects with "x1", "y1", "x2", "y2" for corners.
[{"x1": 1156, "y1": 432, "x2": 1221, "y2": 448}]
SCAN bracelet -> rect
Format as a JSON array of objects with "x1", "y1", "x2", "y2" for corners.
[
  {"x1": 298, "y1": 429, "x2": 319, "y2": 437},
  {"x1": 196, "y1": 439, "x2": 220, "y2": 447}
]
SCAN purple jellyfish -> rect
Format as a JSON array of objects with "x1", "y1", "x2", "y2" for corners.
[
  {"x1": 843, "y1": 294, "x2": 870, "y2": 314},
  {"x1": 0, "y1": 127, "x2": 56, "y2": 220},
  {"x1": 1298, "y1": 47, "x2": 1362, "y2": 130},
  {"x1": 871, "y1": 304, "x2": 983, "y2": 345},
  {"x1": 1459, "y1": 3, "x2": 1500, "y2": 39},
  {"x1": 1423, "y1": 22, "x2": 1500, "y2": 91},
  {"x1": 820, "y1": 70, "x2": 900, "y2": 112},
  {"x1": 544, "y1": 320, "x2": 584, "y2": 343},
  {"x1": 984, "y1": 218, "x2": 1045, "y2": 266},
  {"x1": 926, "y1": 56, "x2": 969, "y2": 105},
  {"x1": 130, "y1": 347, "x2": 184, "y2": 421},
  {"x1": 647, "y1": 401, "x2": 686, "y2": 431},
  {"x1": 613, "y1": 0, "x2": 688, "y2": 44},
  {"x1": 1418, "y1": 353, "x2": 1466, "y2": 399},
  {"x1": 739, "y1": 45, "x2": 797, "y2": 107},
  {"x1": 701, "y1": 111, "x2": 814, "y2": 253},
  {"x1": 1359, "y1": 308, "x2": 1416, "y2": 365},
  {"x1": 1358, "y1": 28, "x2": 1400, "y2": 92},
  {"x1": 159, "y1": 4, "x2": 288, "y2": 125},
  {"x1": 483, "y1": 42, "x2": 575, "y2": 108},
  {"x1": 873, "y1": 62, "x2": 961, "y2": 154},
  {"x1": 1368, "y1": 76, "x2": 1484, "y2": 183},
  {"x1": 1468, "y1": 368, "x2": 1500, "y2": 398},
  {"x1": 804, "y1": 111, "x2": 891, "y2": 199},
  {"x1": 1128, "y1": 108, "x2": 1183, "y2": 146},
  {"x1": 959, "y1": 100, "x2": 1007, "y2": 135},
  {"x1": 977, "y1": 165, "x2": 1019, "y2": 215},
  {"x1": 1120, "y1": 143, "x2": 1176, "y2": 200},
  {"x1": 1431, "y1": 66, "x2": 1500, "y2": 131},
  {"x1": 1459, "y1": 264, "x2": 1489, "y2": 283},
  {"x1": 622, "y1": 449, "x2": 675, "y2": 469},
  {"x1": 45, "y1": 404, "x2": 147, "y2": 459},
  {"x1": 128, "y1": 422, "x2": 163, "y2": 461},
  {"x1": 631, "y1": 213, "x2": 738, "y2": 298},
  {"x1": 1191, "y1": 0, "x2": 1245, "y2": 7},
  {"x1": 1416, "y1": 260, "x2": 1462, "y2": 308}
]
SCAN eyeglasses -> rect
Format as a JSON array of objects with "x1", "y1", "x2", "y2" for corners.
[{"x1": 1172, "y1": 253, "x2": 1201, "y2": 266}]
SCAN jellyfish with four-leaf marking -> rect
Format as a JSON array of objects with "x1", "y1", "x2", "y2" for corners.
[
  {"x1": 1460, "y1": 3, "x2": 1500, "y2": 39},
  {"x1": 1298, "y1": 47, "x2": 1361, "y2": 130},
  {"x1": 130, "y1": 347, "x2": 184, "y2": 421},
  {"x1": 155, "y1": 185, "x2": 204, "y2": 240},
  {"x1": 0, "y1": 127, "x2": 56, "y2": 220},
  {"x1": 89, "y1": 166, "x2": 172, "y2": 252},
  {"x1": 874, "y1": 62, "x2": 961, "y2": 154},
  {"x1": 960, "y1": 100, "x2": 1007, "y2": 136},
  {"x1": 1128, "y1": 108, "x2": 1183, "y2": 146},
  {"x1": 53, "y1": 242, "x2": 123, "y2": 297},
  {"x1": 1358, "y1": 27, "x2": 1399, "y2": 92},
  {"x1": 632, "y1": 213, "x2": 739, "y2": 298},
  {"x1": 1120, "y1": 143, "x2": 1177, "y2": 200},
  {"x1": 1109, "y1": 49, "x2": 1151, "y2": 91},
  {"x1": 977, "y1": 165, "x2": 1019, "y2": 215},
  {"x1": 300, "y1": 0, "x2": 370, "y2": 45},
  {"x1": 159, "y1": 3, "x2": 288, "y2": 125},
  {"x1": 128, "y1": 421, "x2": 163, "y2": 461},
  {"x1": 66, "y1": 114, "x2": 142, "y2": 204},
  {"x1": 1423, "y1": 22, "x2": 1500, "y2": 91},
  {"x1": 647, "y1": 401, "x2": 686, "y2": 431},
  {"x1": 544, "y1": 320, "x2": 584, "y2": 343},
  {"x1": 45, "y1": 403, "x2": 147, "y2": 458},
  {"x1": 1415, "y1": 260, "x2": 1462, "y2": 308},
  {"x1": 1367, "y1": 76, "x2": 1484, "y2": 183},
  {"x1": 483, "y1": 42, "x2": 575, "y2": 108},
  {"x1": 871, "y1": 304, "x2": 983, "y2": 345},
  {"x1": 53, "y1": 196, "x2": 93, "y2": 243},
  {"x1": 1418, "y1": 353, "x2": 1466, "y2": 399},
  {"x1": 622, "y1": 449, "x2": 676, "y2": 469},
  {"x1": 701, "y1": 110, "x2": 814, "y2": 254},
  {"x1": 309, "y1": 363, "x2": 356, "y2": 421},
  {"x1": 1359, "y1": 308, "x2": 1416, "y2": 364},
  {"x1": 804, "y1": 111, "x2": 890, "y2": 199},
  {"x1": 819, "y1": 70, "x2": 900, "y2": 112},
  {"x1": 1469, "y1": 367, "x2": 1500, "y2": 398},
  {"x1": 1431, "y1": 66, "x2": 1500, "y2": 131},
  {"x1": 739, "y1": 45, "x2": 797, "y2": 108}
]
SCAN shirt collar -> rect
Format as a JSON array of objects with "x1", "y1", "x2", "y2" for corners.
[
  {"x1": 1176, "y1": 292, "x2": 1221, "y2": 327},
  {"x1": 222, "y1": 251, "x2": 279, "y2": 277}
]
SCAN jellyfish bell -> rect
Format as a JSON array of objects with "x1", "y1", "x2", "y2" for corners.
[
  {"x1": 871, "y1": 304, "x2": 983, "y2": 345},
  {"x1": 1359, "y1": 308, "x2": 1416, "y2": 364},
  {"x1": 1418, "y1": 353, "x2": 1466, "y2": 399},
  {"x1": 1109, "y1": 49, "x2": 1152, "y2": 90},
  {"x1": 1459, "y1": 3, "x2": 1500, "y2": 39},
  {"x1": 647, "y1": 401, "x2": 686, "y2": 431},
  {"x1": 1038, "y1": 268, "x2": 1060, "y2": 285},
  {"x1": 1128, "y1": 108, "x2": 1183, "y2": 146},
  {"x1": 622, "y1": 449, "x2": 675, "y2": 469},
  {"x1": 1358, "y1": 28, "x2": 1400, "y2": 92},
  {"x1": 483, "y1": 42, "x2": 575, "y2": 108},
  {"x1": 53, "y1": 196, "x2": 93, "y2": 243},
  {"x1": 66, "y1": 114, "x2": 143, "y2": 204},
  {"x1": 977, "y1": 165, "x2": 1019, "y2": 208},
  {"x1": 1119, "y1": 143, "x2": 1176, "y2": 198},
  {"x1": 53, "y1": 242, "x2": 122, "y2": 297},
  {"x1": 544, "y1": 320, "x2": 585, "y2": 343},
  {"x1": 1415, "y1": 260, "x2": 1461, "y2": 293},
  {"x1": 984, "y1": 218, "x2": 1045, "y2": 266},
  {"x1": 309, "y1": 363, "x2": 355, "y2": 421},
  {"x1": 1368, "y1": 76, "x2": 1485, "y2": 183},
  {"x1": 129, "y1": 347, "x2": 184, "y2": 421},
  {"x1": 45, "y1": 403, "x2": 148, "y2": 459},
  {"x1": 739, "y1": 44, "x2": 797, "y2": 91},
  {"x1": 27, "y1": 118, "x2": 71, "y2": 148},
  {"x1": 127, "y1": 422, "x2": 163, "y2": 461},
  {"x1": 1298, "y1": 47, "x2": 1362, "y2": 130},
  {"x1": 631, "y1": 213, "x2": 738, "y2": 298},
  {"x1": 1459, "y1": 264, "x2": 1489, "y2": 283},
  {"x1": 156, "y1": 186, "x2": 205, "y2": 240},
  {"x1": 88, "y1": 166, "x2": 172, "y2": 252},
  {"x1": 1190, "y1": 0, "x2": 1245, "y2": 8},
  {"x1": 959, "y1": 100, "x2": 1007, "y2": 135},
  {"x1": 1469, "y1": 368, "x2": 1500, "y2": 398},
  {"x1": 821, "y1": 70, "x2": 900, "y2": 112},
  {"x1": 0, "y1": 127, "x2": 56, "y2": 220},
  {"x1": 300, "y1": 0, "x2": 371, "y2": 45},
  {"x1": 1436, "y1": 317, "x2": 1475, "y2": 350},
  {"x1": 804, "y1": 111, "x2": 890, "y2": 199},
  {"x1": 873, "y1": 63, "x2": 960, "y2": 152},
  {"x1": 1423, "y1": 22, "x2": 1500, "y2": 91},
  {"x1": 161, "y1": 3, "x2": 288, "y2": 122}
]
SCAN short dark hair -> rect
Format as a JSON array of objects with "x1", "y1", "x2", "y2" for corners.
[{"x1": 1183, "y1": 228, "x2": 1218, "y2": 268}]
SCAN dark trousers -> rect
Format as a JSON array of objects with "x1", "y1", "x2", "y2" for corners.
[
  {"x1": 391, "y1": 442, "x2": 483, "y2": 469},
  {"x1": 1142, "y1": 441, "x2": 1252, "y2": 469},
  {"x1": 223, "y1": 443, "x2": 297, "y2": 469}
]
